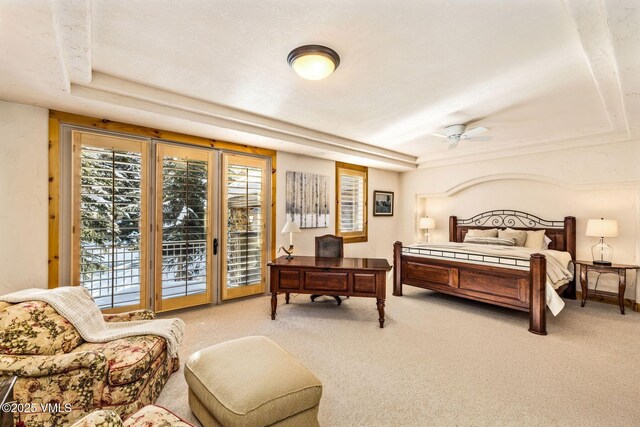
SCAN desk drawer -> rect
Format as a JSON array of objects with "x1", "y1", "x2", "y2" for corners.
[
  {"x1": 354, "y1": 273, "x2": 377, "y2": 294},
  {"x1": 278, "y1": 270, "x2": 302, "y2": 290},
  {"x1": 304, "y1": 271, "x2": 348, "y2": 292}
]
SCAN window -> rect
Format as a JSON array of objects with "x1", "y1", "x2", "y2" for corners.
[
  {"x1": 335, "y1": 162, "x2": 368, "y2": 243},
  {"x1": 54, "y1": 112, "x2": 276, "y2": 311},
  {"x1": 72, "y1": 131, "x2": 148, "y2": 311}
]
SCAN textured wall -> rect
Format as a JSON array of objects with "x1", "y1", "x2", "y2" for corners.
[
  {"x1": 276, "y1": 152, "x2": 400, "y2": 262},
  {"x1": 398, "y1": 140, "x2": 640, "y2": 299},
  {"x1": 0, "y1": 101, "x2": 49, "y2": 293}
]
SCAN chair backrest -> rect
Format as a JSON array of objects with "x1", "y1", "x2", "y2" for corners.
[{"x1": 315, "y1": 234, "x2": 344, "y2": 258}]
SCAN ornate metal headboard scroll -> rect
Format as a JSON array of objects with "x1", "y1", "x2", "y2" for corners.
[
  {"x1": 450, "y1": 209, "x2": 576, "y2": 261},
  {"x1": 457, "y1": 210, "x2": 565, "y2": 229}
]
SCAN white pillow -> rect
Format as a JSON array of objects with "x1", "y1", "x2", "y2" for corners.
[
  {"x1": 524, "y1": 230, "x2": 546, "y2": 250},
  {"x1": 501, "y1": 228, "x2": 527, "y2": 246},
  {"x1": 464, "y1": 236, "x2": 516, "y2": 246},
  {"x1": 543, "y1": 235, "x2": 552, "y2": 249},
  {"x1": 466, "y1": 228, "x2": 498, "y2": 238}
]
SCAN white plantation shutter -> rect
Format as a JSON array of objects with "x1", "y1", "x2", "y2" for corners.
[
  {"x1": 72, "y1": 131, "x2": 148, "y2": 311},
  {"x1": 336, "y1": 163, "x2": 368, "y2": 243},
  {"x1": 221, "y1": 153, "x2": 269, "y2": 300},
  {"x1": 339, "y1": 174, "x2": 364, "y2": 232}
]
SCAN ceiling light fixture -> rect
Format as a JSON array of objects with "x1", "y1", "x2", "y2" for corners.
[{"x1": 287, "y1": 45, "x2": 340, "y2": 81}]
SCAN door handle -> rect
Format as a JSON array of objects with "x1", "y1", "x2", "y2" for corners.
[{"x1": 213, "y1": 238, "x2": 219, "y2": 255}]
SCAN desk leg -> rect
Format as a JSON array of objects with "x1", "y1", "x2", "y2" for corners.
[
  {"x1": 285, "y1": 293, "x2": 290, "y2": 304},
  {"x1": 271, "y1": 293, "x2": 278, "y2": 320},
  {"x1": 580, "y1": 265, "x2": 588, "y2": 307},
  {"x1": 619, "y1": 270, "x2": 626, "y2": 315},
  {"x1": 377, "y1": 298, "x2": 385, "y2": 328}
]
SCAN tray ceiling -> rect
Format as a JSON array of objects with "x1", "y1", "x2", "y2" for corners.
[{"x1": 0, "y1": 0, "x2": 637, "y2": 170}]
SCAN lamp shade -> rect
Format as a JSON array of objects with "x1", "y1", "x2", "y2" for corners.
[
  {"x1": 419, "y1": 217, "x2": 436, "y2": 229},
  {"x1": 281, "y1": 220, "x2": 301, "y2": 234},
  {"x1": 585, "y1": 218, "x2": 618, "y2": 238}
]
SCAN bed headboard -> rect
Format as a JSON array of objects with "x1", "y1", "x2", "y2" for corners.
[{"x1": 449, "y1": 210, "x2": 576, "y2": 260}]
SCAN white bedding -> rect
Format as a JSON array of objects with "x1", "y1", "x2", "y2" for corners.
[{"x1": 405, "y1": 242, "x2": 574, "y2": 316}]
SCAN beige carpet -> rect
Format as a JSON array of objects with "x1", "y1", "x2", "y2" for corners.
[{"x1": 156, "y1": 286, "x2": 640, "y2": 426}]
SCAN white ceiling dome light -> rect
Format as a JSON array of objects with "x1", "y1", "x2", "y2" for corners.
[{"x1": 287, "y1": 45, "x2": 340, "y2": 80}]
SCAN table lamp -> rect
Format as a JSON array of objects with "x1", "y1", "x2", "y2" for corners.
[
  {"x1": 419, "y1": 217, "x2": 436, "y2": 243},
  {"x1": 279, "y1": 220, "x2": 301, "y2": 259},
  {"x1": 585, "y1": 218, "x2": 618, "y2": 265}
]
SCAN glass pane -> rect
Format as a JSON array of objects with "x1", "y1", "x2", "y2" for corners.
[
  {"x1": 339, "y1": 174, "x2": 364, "y2": 232},
  {"x1": 79, "y1": 145, "x2": 142, "y2": 309},
  {"x1": 226, "y1": 164, "x2": 263, "y2": 289},
  {"x1": 160, "y1": 156, "x2": 208, "y2": 300}
]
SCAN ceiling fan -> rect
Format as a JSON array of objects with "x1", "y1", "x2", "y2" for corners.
[{"x1": 431, "y1": 124, "x2": 491, "y2": 149}]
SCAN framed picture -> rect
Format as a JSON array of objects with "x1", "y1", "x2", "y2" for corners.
[
  {"x1": 285, "y1": 171, "x2": 329, "y2": 228},
  {"x1": 373, "y1": 191, "x2": 394, "y2": 216}
]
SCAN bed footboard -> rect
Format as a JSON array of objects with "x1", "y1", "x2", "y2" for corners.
[
  {"x1": 393, "y1": 241, "x2": 548, "y2": 335},
  {"x1": 529, "y1": 254, "x2": 547, "y2": 335}
]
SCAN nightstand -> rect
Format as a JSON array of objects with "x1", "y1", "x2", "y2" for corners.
[{"x1": 575, "y1": 260, "x2": 640, "y2": 315}]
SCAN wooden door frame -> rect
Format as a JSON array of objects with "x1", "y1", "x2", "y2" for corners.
[
  {"x1": 71, "y1": 131, "x2": 149, "y2": 313},
  {"x1": 48, "y1": 111, "x2": 277, "y2": 303},
  {"x1": 220, "y1": 153, "x2": 269, "y2": 300},
  {"x1": 155, "y1": 144, "x2": 215, "y2": 312}
]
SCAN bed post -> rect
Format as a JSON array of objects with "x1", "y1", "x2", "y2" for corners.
[
  {"x1": 449, "y1": 216, "x2": 457, "y2": 242},
  {"x1": 529, "y1": 254, "x2": 547, "y2": 335},
  {"x1": 563, "y1": 216, "x2": 577, "y2": 300},
  {"x1": 393, "y1": 241, "x2": 403, "y2": 296}
]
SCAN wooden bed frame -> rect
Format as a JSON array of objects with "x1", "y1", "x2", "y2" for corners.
[{"x1": 393, "y1": 210, "x2": 576, "y2": 335}]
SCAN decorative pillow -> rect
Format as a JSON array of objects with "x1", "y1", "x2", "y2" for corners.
[
  {"x1": 524, "y1": 230, "x2": 546, "y2": 250},
  {"x1": 0, "y1": 301, "x2": 83, "y2": 355},
  {"x1": 543, "y1": 235, "x2": 552, "y2": 249},
  {"x1": 463, "y1": 236, "x2": 516, "y2": 246},
  {"x1": 466, "y1": 228, "x2": 498, "y2": 238},
  {"x1": 500, "y1": 228, "x2": 528, "y2": 246}
]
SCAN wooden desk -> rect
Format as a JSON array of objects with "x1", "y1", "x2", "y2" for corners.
[
  {"x1": 268, "y1": 256, "x2": 392, "y2": 327},
  {"x1": 576, "y1": 260, "x2": 640, "y2": 315}
]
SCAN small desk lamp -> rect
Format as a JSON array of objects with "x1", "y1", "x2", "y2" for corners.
[
  {"x1": 279, "y1": 220, "x2": 301, "y2": 259},
  {"x1": 419, "y1": 217, "x2": 436, "y2": 243},
  {"x1": 585, "y1": 218, "x2": 618, "y2": 265}
]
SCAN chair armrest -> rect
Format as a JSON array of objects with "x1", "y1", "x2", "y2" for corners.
[
  {"x1": 71, "y1": 410, "x2": 123, "y2": 427},
  {"x1": 0, "y1": 351, "x2": 107, "y2": 377},
  {"x1": 103, "y1": 309, "x2": 156, "y2": 322}
]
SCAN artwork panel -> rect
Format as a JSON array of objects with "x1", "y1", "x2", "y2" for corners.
[{"x1": 286, "y1": 171, "x2": 329, "y2": 228}]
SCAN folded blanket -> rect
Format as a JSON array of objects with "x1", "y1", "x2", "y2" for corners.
[{"x1": 0, "y1": 287, "x2": 184, "y2": 356}]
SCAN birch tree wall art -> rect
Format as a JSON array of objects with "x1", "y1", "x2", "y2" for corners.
[{"x1": 286, "y1": 171, "x2": 329, "y2": 228}]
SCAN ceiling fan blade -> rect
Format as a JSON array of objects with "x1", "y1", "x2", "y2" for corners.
[
  {"x1": 465, "y1": 136, "x2": 492, "y2": 142},
  {"x1": 429, "y1": 133, "x2": 449, "y2": 139},
  {"x1": 461, "y1": 126, "x2": 488, "y2": 138},
  {"x1": 448, "y1": 140, "x2": 459, "y2": 150}
]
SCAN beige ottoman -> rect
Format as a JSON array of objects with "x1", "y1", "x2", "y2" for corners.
[{"x1": 185, "y1": 336, "x2": 322, "y2": 427}]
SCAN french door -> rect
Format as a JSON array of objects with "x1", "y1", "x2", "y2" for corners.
[
  {"x1": 72, "y1": 131, "x2": 149, "y2": 312},
  {"x1": 70, "y1": 130, "x2": 268, "y2": 311},
  {"x1": 154, "y1": 144, "x2": 216, "y2": 311},
  {"x1": 221, "y1": 153, "x2": 268, "y2": 300}
]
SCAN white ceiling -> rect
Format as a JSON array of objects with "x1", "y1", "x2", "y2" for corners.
[{"x1": 0, "y1": 0, "x2": 638, "y2": 171}]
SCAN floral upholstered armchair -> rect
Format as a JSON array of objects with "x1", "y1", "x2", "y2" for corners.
[
  {"x1": 0, "y1": 301, "x2": 180, "y2": 427},
  {"x1": 70, "y1": 405, "x2": 192, "y2": 427}
]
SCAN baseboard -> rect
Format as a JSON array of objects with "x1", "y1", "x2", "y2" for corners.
[{"x1": 576, "y1": 291, "x2": 636, "y2": 311}]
